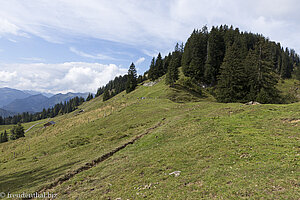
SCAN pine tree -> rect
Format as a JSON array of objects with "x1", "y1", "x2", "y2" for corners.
[
  {"x1": 280, "y1": 48, "x2": 293, "y2": 79},
  {"x1": 204, "y1": 26, "x2": 225, "y2": 85},
  {"x1": 155, "y1": 53, "x2": 164, "y2": 77},
  {"x1": 295, "y1": 66, "x2": 300, "y2": 80},
  {"x1": 216, "y1": 40, "x2": 248, "y2": 102},
  {"x1": 86, "y1": 93, "x2": 94, "y2": 101},
  {"x1": 244, "y1": 41, "x2": 280, "y2": 103},
  {"x1": 137, "y1": 75, "x2": 143, "y2": 84},
  {"x1": 10, "y1": 123, "x2": 25, "y2": 140},
  {"x1": 175, "y1": 43, "x2": 180, "y2": 52},
  {"x1": 180, "y1": 42, "x2": 184, "y2": 53},
  {"x1": 103, "y1": 89, "x2": 110, "y2": 101},
  {"x1": 126, "y1": 63, "x2": 137, "y2": 93},
  {"x1": 148, "y1": 58, "x2": 156, "y2": 81},
  {"x1": 162, "y1": 53, "x2": 172, "y2": 74},
  {"x1": 166, "y1": 56, "x2": 180, "y2": 86},
  {"x1": 182, "y1": 26, "x2": 208, "y2": 83},
  {"x1": 2, "y1": 130, "x2": 8, "y2": 142}
]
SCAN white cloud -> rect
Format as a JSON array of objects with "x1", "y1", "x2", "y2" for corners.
[
  {"x1": 21, "y1": 57, "x2": 45, "y2": 62},
  {"x1": 0, "y1": 18, "x2": 20, "y2": 36},
  {"x1": 0, "y1": 71, "x2": 17, "y2": 82},
  {"x1": 8, "y1": 38, "x2": 17, "y2": 43},
  {"x1": 69, "y1": 47, "x2": 115, "y2": 60},
  {"x1": 0, "y1": 62, "x2": 127, "y2": 93},
  {"x1": 135, "y1": 57, "x2": 145, "y2": 65},
  {"x1": 142, "y1": 49, "x2": 160, "y2": 58},
  {"x1": 0, "y1": 18, "x2": 28, "y2": 37},
  {"x1": 0, "y1": 0, "x2": 300, "y2": 52}
]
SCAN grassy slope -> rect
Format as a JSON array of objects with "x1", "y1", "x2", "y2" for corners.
[
  {"x1": 277, "y1": 79, "x2": 300, "y2": 102},
  {"x1": 0, "y1": 118, "x2": 50, "y2": 133},
  {"x1": 0, "y1": 78, "x2": 299, "y2": 199}
]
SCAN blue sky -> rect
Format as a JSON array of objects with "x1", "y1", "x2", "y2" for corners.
[{"x1": 0, "y1": 0, "x2": 299, "y2": 93}]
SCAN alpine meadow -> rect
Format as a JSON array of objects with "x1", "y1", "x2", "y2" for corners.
[{"x1": 0, "y1": 1, "x2": 299, "y2": 200}]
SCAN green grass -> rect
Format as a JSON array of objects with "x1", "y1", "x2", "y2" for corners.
[
  {"x1": 0, "y1": 125, "x2": 13, "y2": 132},
  {"x1": 0, "y1": 118, "x2": 50, "y2": 138},
  {"x1": 0, "y1": 77, "x2": 299, "y2": 199},
  {"x1": 50, "y1": 101, "x2": 299, "y2": 199},
  {"x1": 277, "y1": 78, "x2": 300, "y2": 103}
]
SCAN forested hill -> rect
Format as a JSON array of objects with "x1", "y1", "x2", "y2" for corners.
[
  {"x1": 180, "y1": 25, "x2": 300, "y2": 103},
  {"x1": 98, "y1": 25, "x2": 300, "y2": 104}
]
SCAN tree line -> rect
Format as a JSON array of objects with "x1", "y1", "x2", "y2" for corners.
[
  {"x1": 151, "y1": 25, "x2": 300, "y2": 103},
  {"x1": 72, "y1": 25, "x2": 300, "y2": 105},
  {"x1": 96, "y1": 25, "x2": 300, "y2": 104},
  {"x1": 180, "y1": 25, "x2": 299, "y2": 103},
  {"x1": 0, "y1": 123, "x2": 25, "y2": 144},
  {"x1": 95, "y1": 63, "x2": 146, "y2": 101}
]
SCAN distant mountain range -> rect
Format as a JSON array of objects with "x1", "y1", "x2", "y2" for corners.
[
  {"x1": 0, "y1": 87, "x2": 32, "y2": 108},
  {"x1": 0, "y1": 108, "x2": 16, "y2": 118},
  {"x1": 0, "y1": 87, "x2": 89, "y2": 117},
  {"x1": 22, "y1": 90, "x2": 54, "y2": 98}
]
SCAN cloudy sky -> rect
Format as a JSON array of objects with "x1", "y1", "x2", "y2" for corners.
[{"x1": 0, "y1": 0, "x2": 299, "y2": 93}]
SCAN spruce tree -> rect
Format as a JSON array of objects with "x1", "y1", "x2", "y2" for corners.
[
  {"x1": 155, "y1": 53, "x2": 164, "y2": 77},
  {"x1": 295, "y1": 66, "x2": 300, "y2": 80},
  {"x1": 86, "y1": 93, "x2": 94, "y2": 101},
  {"x1": 10, "y1": 123, "x2": 25, "y2": 140},
  {"x1": 216, "y1": 40, "x2": 247, "y2": 102},
  {"x1": 180, "y1": 42, "x2": 184, "y2": 53},
  {"x1": 163, "y1": 53, "x2": 172, "y2": 74},
  {"x1": 280, "y1": 48, "x2": 293, "y2": 79},
  {"x1": 182, "y1": 26, "x2": 208, "y2": 83},
  {"x1": 166, "y1": 56, "x2": 180, "y2": 86},
  {"x1": 148, "y1": 58, "x2": 156, "y2": 81},
  {"x1": 204, "y1": 26, "x2": 225, "y2": 85},
  {"x1": 244, "y1": 41, "x2": 280, "y2": 103},
  {"x1": 103, "y1": 89, "x2": 110, "y2": 101},
  {"x1": 126, "y1": 63, "x2": 137, "y2": 93},
  {"x1": 2, "y1": 130, "x2": 8, "y2": 142}
]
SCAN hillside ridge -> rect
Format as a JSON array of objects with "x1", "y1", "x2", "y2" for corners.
[{"x1": 35, "y1": 118, "x2": 166, "y2": 195}]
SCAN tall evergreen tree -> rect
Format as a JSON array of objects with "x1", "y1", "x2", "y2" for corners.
[
  {"x1": 204, "y1": 26, "x2": 225, "y2": 85},
  {"x1": 103, "y1": 89, "x2": 110, "y2": 101},
  {"x1": 86, "y1": 93, "x2": 94, "y2": 101},
  {"x1": 244, "y1": 41, "x2": 280, "y2": 103},
  {"x1": 166, "y1": 55, "x2": 180, "y2": 86},
  {"x1": 180, "y1": 42, "x2": 184, "y2": 53},
  {"x1": 216, "y1": 40, "x2": 248, "y2": 102},
  {"x1": 10, "y1": 123, "x2": 25, "y2": 140},
  {"x1": 148, "y1": 58, "x2": 156, "y2": 81},
  {"x1": 126, "y1": 63, "x2": 137, "y2": 93},
  {"x1": 182, "y1": 26, "x2": 208, "y2": 83},
  {"x1": 137, "y1": 75, "x2": 143, "y2": 84},
  {"x1": 295, "y1": 66, "x2": 300, "y2": 80},
  {"x1": 280, "y1": 48, "x2": 293, "y2": 78},
  {"x1": 155, "y1": 53, "x2": 164, "y2": 77},
  {"x1": 163, "y1": 53, "x2": 172, "y2": 74}
]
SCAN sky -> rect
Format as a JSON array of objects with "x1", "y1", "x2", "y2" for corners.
[{"x1": 0, "y1": 0, "x2": 299, "y2": 94}]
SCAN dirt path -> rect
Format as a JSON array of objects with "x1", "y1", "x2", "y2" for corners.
[
  {"x1": 24, "y1": 122, "x2": 42, "y2": 133},
  {"x1": 32, "y1": 118, "x2": 166, "y2": 196},
  {"x1": 24, "y1": 118, "x2": 50, "y2": 133}
]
